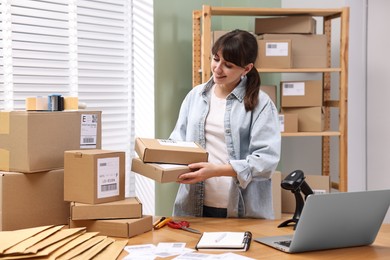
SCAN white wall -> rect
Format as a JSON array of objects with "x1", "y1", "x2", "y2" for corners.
[{"x1": 366, "y1": 0, "x2": 390, "y2": 222}]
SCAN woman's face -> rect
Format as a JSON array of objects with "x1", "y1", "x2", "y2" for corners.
[{"x1": 211, "y1": 51, "x2": 245, "y2": 89}]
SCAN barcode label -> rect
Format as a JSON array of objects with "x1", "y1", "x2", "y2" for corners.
[
  {"x1": 101, "y1": 183, "x2": 117, "y2": 192},
  {"x1": 83, "y1": 137, "x2": 95, "y2": 144},
  {"x1": 284, "y1": 83, "x2": 294, "y2": 88},
  {"x1": 265, "y1": 42, "x2": 289, "y2": 56},
  {"x1": 282, "y1": 82, "x2": 305, "y2": 96},
  {"x1": 279, "y1": 115, "x2": 285, "y2": 132},
  {"x1": 80, "y1": 114, "x2": 98, "y2": 148}
]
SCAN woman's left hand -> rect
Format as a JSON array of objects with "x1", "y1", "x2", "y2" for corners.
[{"x1": 176, "y1": 162, "x2": 236, "y2": 184}]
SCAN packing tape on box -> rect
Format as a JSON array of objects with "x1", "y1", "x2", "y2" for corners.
[
  {"x1": 64, "y1": 96, "x2": 79, "y2": 110},
  {"x1": 0, "y1": 112, "x2": 10, "y2": 134},
  {"x1": 26, "y1": 96, "x2": 49, "y2": 111},
  {"x1": 0, "y1": 149, "x2": 10, "y2": 171}
]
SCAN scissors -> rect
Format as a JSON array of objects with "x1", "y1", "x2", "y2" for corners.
[{"x1": 167, "y1": 220, "x2": 201, "y2": 234}]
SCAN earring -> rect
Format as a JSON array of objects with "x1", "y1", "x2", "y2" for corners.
[{"x1": 241, "y1": 75, "x2": 245, "y2": 80}]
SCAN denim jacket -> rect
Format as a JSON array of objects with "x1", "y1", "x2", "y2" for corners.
[{"x1": 169, "y1": 77, "x2": 281, "y2": 219}]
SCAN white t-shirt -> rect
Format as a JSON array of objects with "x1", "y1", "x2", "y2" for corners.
[{"x1": 204, "y1": 85, "x2": 232, "y2": 208}]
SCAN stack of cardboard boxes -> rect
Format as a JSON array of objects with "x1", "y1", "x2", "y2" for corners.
[
  {"x1": 65, "y1": 149, "x2": 153, "y2": 238},
  {"x1": 0, "y1": 110, "x2": 101, "y2": 230}
]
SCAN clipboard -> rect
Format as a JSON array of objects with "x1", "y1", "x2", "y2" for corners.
[{"x1": 195, "y1": 231, "x2": 252, "y2": 251}]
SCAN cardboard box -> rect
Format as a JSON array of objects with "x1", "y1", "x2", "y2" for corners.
[
  {"x1": 131, "y1": 157, "x2": 190, "y2": 183},
  {"x1": 282, "y1": 174, "x2": 330, "y2": 214},
  {"x1": 261, "y1": 85, "x2": 277, "y2": 105},
  {"x1": 256, "y1": 39, "x2": 292, "y2": 68},
  {"x1": 0, "y1": 169, "x2": 70, "y2": 231},
  {"x1": 70, "y1": 197, "x2": 142, "y2": 220},
  {"x1": 0, "y1": 111, "x2": 102, "y2": 173},
  {"x1": 69, "y1": 215, "x2": 153, "y2": 238},
  {"x1": 64, "y1": 150, "x2": 125, "y2": 204},
  {"x1": 279, "y1": 114, "x2": 298, "y2": 133},
  {"x1": 271, "y1": 171, "x2": 282, "y2": 220},
  {"x1": 260, "y1": 34, "x2": 327, "y2": 68},
  {"x1": 211, "y1": 31, "x2": 228, "y2": 45},
  {"x1": 135, "y1": 137, "x2": 208, "y2": 165},
  {"x1": 281, "y1": 80, "x2": 323, "y2": 107},
  {"x1": 255, "y1": 16, "x2": 316, "y2": 34},
  {"x1": 282, "y1": 107, "x2": 324, "y2": 132}
]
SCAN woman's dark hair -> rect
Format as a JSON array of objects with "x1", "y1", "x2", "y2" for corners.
[{"x1": 212, "y1": 29, "x2": 260, "y2": 111}]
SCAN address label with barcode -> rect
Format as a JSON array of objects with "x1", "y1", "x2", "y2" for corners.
[
  {"x1": 282, "y1": 82, "x2": 305, "y2": 96},
  {"x1": 265, "y1": 42, "x2": 289, "y2": 56},
  {"x1": 97, "y1": 157, "x2": 120, "y2": 199},
  {"x1": 80, "y1": 114, "x2": 98, "y2": 148},
  {"x1": 158, "y1": 139, "x2": 198, "y2": 148}
]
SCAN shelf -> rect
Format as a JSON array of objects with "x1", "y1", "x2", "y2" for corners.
[
  {"x1": 282, "y1": 131, "x2": 340, "y2": 137},
  {"x1": 258, "y1": 68, "x2": 341, "y2": 73}
]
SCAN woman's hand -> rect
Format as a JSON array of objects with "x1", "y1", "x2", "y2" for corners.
[{"x1": 177, "y1": 162, "x2": 236, "y2": 184}]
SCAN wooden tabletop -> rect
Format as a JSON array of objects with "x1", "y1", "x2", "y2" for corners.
[{"x1": 118, "y1": 216, "x2": 390, "y2": 259}]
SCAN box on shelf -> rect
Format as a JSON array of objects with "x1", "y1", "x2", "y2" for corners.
[
  {"x1": 281, "y1": 80, "x2": 323, "y2": 107},
  {"x1": 64, "y1": 149, "x2": 125, "y2": 204},
  {"x1": 131, "y1": 157, "x2": 191, "y2": 183},
  {"x1": 135, "y1": 137, "x2": 208, "y2": 165},
  {"x1": 260, "y1": 34, "x2": 327, "y2": 68},
  {"x1": 256, "y1": 39, "x2": 292, "y2": 68},
  {"x1": 255, "y1": 16, "x2": 317, "y2": 34},
  {"x1": 69, "y1": 215, "x2": 153, "y2": 238},
  {"x1": 0, "y1": 169, "x2": 70, "y2": 231},
  {"x1": 279, "y1": 114, "x2": 298, "y2": 133},
  {"x1": 261, "y1": 85, "x2": 277, "y2": 105},
  {"x1": 271, "y1": 171, "x2": 282, "y2": 220},
  {"x1": 211, "y1": 30, "x2": 228, "y2": 45},
  {"x1": 282, "y1": 107, "x2": 324, "y2": 132},
  {"x1": 282, "y1": 174, "x2": 330, "y2": 214},
  {"x1": 70, "y1": 197, "x2": 142, "y2": 220},
  {"x1": 0, "y1": 110, "x2": 102, "y2": 173}
]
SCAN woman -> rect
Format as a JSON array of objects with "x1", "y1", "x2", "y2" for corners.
[{"x1": 169, "y1": 29, "x2": 281, "y2": 219}]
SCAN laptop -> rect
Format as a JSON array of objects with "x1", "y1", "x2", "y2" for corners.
[{"x1": 255, "y1": 189, "x2": 390, "y2": 253}]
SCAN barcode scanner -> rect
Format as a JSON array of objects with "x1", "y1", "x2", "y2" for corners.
[{"x1": 278, "y1": 170, "x2": 314, "y2": 229}]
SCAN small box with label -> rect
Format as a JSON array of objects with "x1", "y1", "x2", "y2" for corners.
[
  {"x1": 135, "y1": 137, "x2": 208, "y2": 165},
  {"x1": 64, "y1": 149, "x2": 125, "y2": 204},
  {"x1": 279, "y1": 114, "x2": 298, "y2": 133},
  {"x1": 281, "y1": 80, "x2": 323, "y2": 107},
  {"x1": 256, "y1": 39, "x2": 292, "y2": 68}
]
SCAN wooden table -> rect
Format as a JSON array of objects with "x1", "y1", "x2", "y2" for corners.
[{"x1": 118, "y1": 216, "x2": 390, "y2": 259}]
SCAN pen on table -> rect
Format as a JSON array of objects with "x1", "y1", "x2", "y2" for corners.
[
  {"x1": 154, "y1": 217, "x2": 172, "y2": 229},
  {"x1": 153, "y1": 217, "x2": 166, "y2": 229},
  {"x1": 214, "y1": 233, "x2": 227, "y2": 243}
]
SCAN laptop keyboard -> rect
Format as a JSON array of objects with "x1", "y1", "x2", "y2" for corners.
[{"x1": 275, "y1": 240, "x2": 292, "y2": 247}]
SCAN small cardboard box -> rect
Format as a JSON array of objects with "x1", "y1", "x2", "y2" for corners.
[
  {"x1": 255, "y1": 16, "x2": 317, "y2": 34},
  {"x1": 272, "y1": 171, "x2": 282, "y2": 220},
  {"x1": 70, "y1": 197, "x2": 142, "y2": 220},
  {"x1": 69, "y1": 215, "x2": 153, "y2": 238},
  {"x1": 0, "y1": 110, "x2": 102, "y2": 173},
  {"x1": 261, "y1": 85, "x2": 277, "y2": 105},
  {"x1": 256, "y1": 39, "x2": 292, "y2": 68},
  {"x1": 261, "y1": 34, "x2": 327, "y2": 68},
  {"x1": 282, "y1": 174, "x2": 330, "y2": 214},
  {"x1": 282, "y1": 107, "x2": 324, "y2": 132},
  {"x1": 0, "y1": 169, "x2": 70, "y2": 231},
  {"x1": 64, "y1": 149, "x2": 125, "y2": 204},
  {"x1": 281, "y1": 80, "x2": 323, "y2": 108},
  {"x1": 279, "y1": 114, "x2": 298, "y2": 133},
  {"x1": 211, "y1": 30, "x2": 228, "y2": 45},
  {"x1": 131, "y1": 157, "x2": 191, "y2": 183},
  {"x1": 135, "y1": 137, "x2": 208, "y2": 165}
]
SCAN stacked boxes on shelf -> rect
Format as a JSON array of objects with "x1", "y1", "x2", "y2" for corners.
[
  {"x1": 0, "y1": 110, "x2": 101, "y2": 230},
  {"x1": 64, "y1": 149, "x2": 153, "y2": 238}
]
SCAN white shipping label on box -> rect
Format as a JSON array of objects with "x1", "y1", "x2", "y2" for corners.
[
  {"x1": 97, "y1": 157, "x2": 120, "y2": 198},
  {"x1": 158, "y1": 139, "x2": 198, "y2": 148},
  {"x1": 266, "y1": 42, "x2": 289, "y2": 56},
  {"x1": 283, "y1": 82, "x2": 305, "y2": 96},
  {"x1": 279, "y1": 115, "x2": 285, "y2": 132},
  {"x1": 80, "y1": 114, "x2": 98, "y2": 148}
]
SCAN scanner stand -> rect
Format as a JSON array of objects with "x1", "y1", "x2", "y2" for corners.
[{"x1": 278, "y1": 189, "x2": 305, "y2": 230}]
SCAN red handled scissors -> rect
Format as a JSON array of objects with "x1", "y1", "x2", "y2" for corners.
[{"x1": 167, "y1": 220, "x2": 201, "y2": 234}]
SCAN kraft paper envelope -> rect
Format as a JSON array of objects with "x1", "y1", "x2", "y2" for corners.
[
  {"x1": 72, "y1": 237, "x2": 115, "y2": 260},
  {"x1": 56, "y1": 235, "x2": 107, "y2": 260},
  {"x1": 93, "y1": 239, "x2": 128, "y2": 260},
  {"x1": 46, "y1": 232, "x2": 99, "y2": 260},
  {"x1": 25, "y1": 227, "x2": 86, "y2": 254},
  {"x1": 0, "y1": 225, "x2": 53, "y2": 254},
  {"x1": 3, "y1": 226, "x2": 64, "y2": 255}
]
